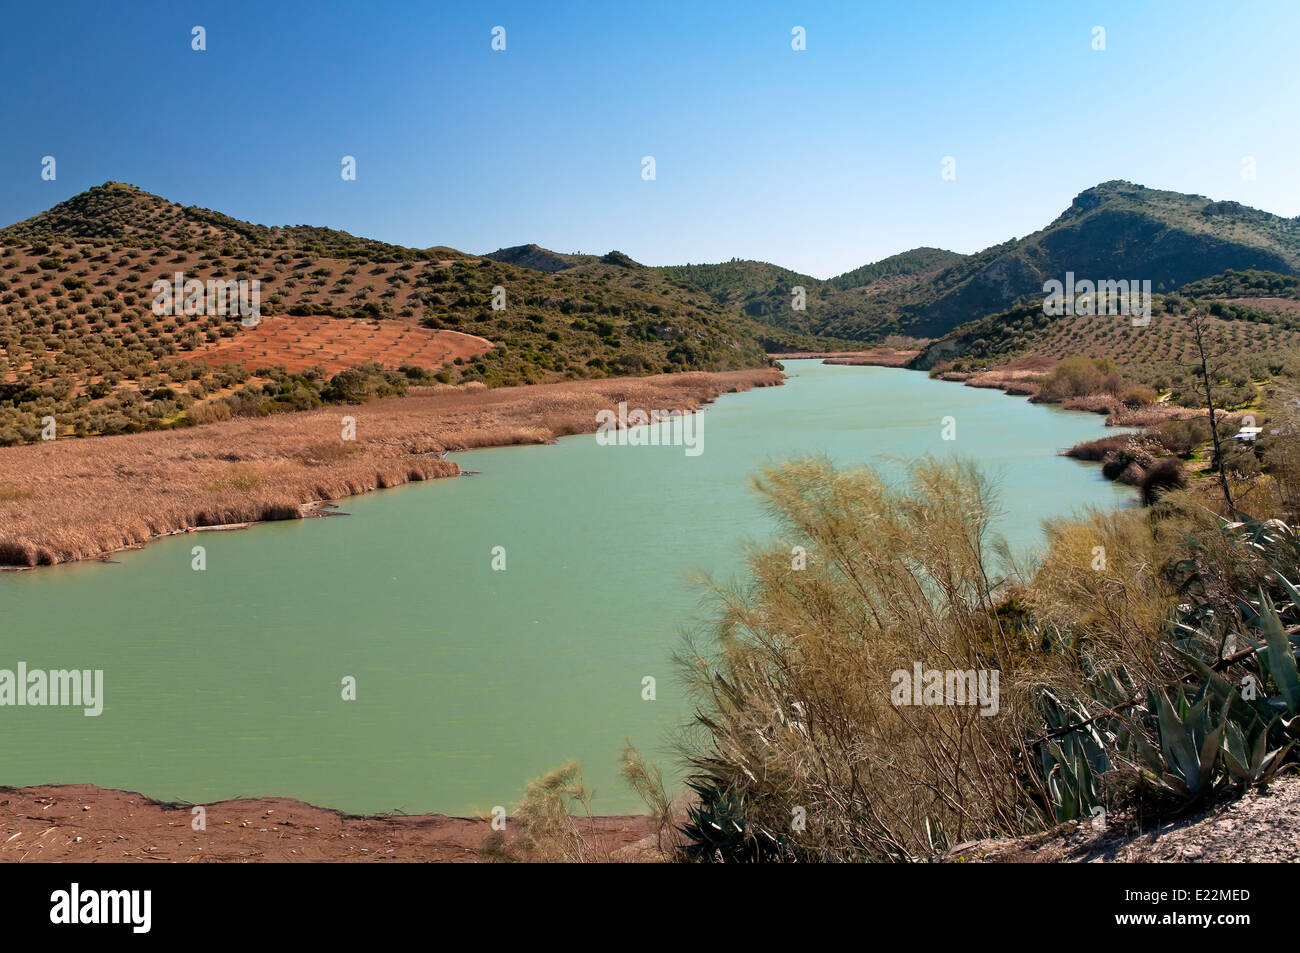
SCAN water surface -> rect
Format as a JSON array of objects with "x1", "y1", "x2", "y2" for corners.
[{"x1": 0, "y1": 361, "x2": 1133, "y2": 813}]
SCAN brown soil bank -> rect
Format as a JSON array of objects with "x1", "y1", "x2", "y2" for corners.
[
  {"x1": 0, "y1": 367, "x2": 783, "y2": 567},
  {"x1": 0, "y1": 784, "x2": 656, "y2": 863},
  {"x1": 945, "y1": 774, "x2": 1300, "y2": 863}
]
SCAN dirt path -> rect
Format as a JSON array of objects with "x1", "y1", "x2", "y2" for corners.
[{"x1": 0, "y1": 784, "x2": 657, "y2": 863}]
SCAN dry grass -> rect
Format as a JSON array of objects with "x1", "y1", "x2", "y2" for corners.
[
  {"x1": 962, "y1": 358, "x2": 1055, "y2": 397},
  {"x1": 0, "y1": 368, "x2": 782, "y2": 566},
  {"x1": 680, "y1": 457, "x2": 1035, "y2": 859},
  {"x1": 1107, "y1": 403, "x2": 1207, "y2": 427},
  {"x1": 809, "y1": 349, "x2": 920, "y2": 368}
]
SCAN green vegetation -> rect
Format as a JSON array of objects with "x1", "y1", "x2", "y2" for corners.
[
  {"x1": 8, "y1": 180, "x2": 1299, "y2": 447},
  {"x1": 0, "y1": 183, "x2": 769, "y2": 444},
  {"x1": 659, "y1": 182, "x2": 1300, "y2": 345},
  {"x1": 917, "y1": 294, "x2": 1300, "y2": 410},
  {"x1": 1177, "y1": 268, "x2": 1300, "y2": 300},
  {"x1": 1037, "y1": 355, "x2": 1122, "y2": 400},
  {"x1": 674, "y1": 449, "x2": 1300, "y2": 861},
  {"x1": 822, "y1": 246, "x2": 968, "y2": 291}
]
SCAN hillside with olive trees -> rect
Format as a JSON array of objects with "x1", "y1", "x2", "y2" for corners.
[{"x1": 0, "y1": 182, "x2": 770, "y2": 444}]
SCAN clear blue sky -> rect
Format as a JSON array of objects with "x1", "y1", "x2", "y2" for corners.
[{"x1": 1, "y1": 0, "x2": 1296, "y2": 279}]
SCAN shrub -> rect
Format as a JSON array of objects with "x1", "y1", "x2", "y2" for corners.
[
  {"x1": 1120, "y1": 385, "x2": 1159, "y2": 407},
  {"x1": 1152, "y1": 417, "x2": 1214, "y2": 455},
  {"x1": 1038, "y1": 355, "x2": 1123, "y2": 401},
  {"x1": 679, "y1": 458, "x2": 1029, "y2": 860},
  {"x1": 1140, "y1": 457, "x2": 1187, "y2": 504}
]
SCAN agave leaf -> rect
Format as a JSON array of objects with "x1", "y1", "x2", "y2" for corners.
[
  {"x1": 1176, "y1": 648, "x2": 1272, "y2": 728},
  {"x1": 1272, "y1": 569, "x2": 1300, "y2": 614},
  {"x1": 1195, "y1": 716, "x2": 1226, "y2": 795},
  {"x1": 1248, "y1": 721, "x2": 1269, "y2": 775},
  {"x1": 1160, "y1": 772, "x2": 1192, "y2": 798},
  {"x1": 1131, "y1": 725, "x2": 1165, "y2": 775},
  {"x1": 1189, "y1": 696, "x2": 1213, "y2": 754},
  {"x1": 1156, "y1": 689, "x2": 1200, "y2": 782},
  {"x1": 1222, "y1": 720, "x2": 1251, "y2": 780},
  {"x1": 1259, "y1": 742, "x2": 1295, "y2": 783},
  {"x1": 1260, "y1": 589, "x2": 1300, "y2": 714}
]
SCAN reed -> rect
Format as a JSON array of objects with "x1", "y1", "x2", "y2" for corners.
[{"x1": 0, "y1": 368, "x2": 782, "y2": 566}]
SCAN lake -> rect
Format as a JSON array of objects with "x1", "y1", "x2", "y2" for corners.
[{"x1": 0, "y1": 361, "x2": 1134, "y2": 814}]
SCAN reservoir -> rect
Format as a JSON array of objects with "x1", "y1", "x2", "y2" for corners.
[{"x1": 0, "y1": 361, "x2": 1134, "y2": 814}]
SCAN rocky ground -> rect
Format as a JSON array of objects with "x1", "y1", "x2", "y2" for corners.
[{"x1": 945, "y1": 772, "x2": 1300, "y2": 862}]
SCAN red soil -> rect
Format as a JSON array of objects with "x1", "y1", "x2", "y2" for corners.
[
  {"x1": 0, "y1": 784, "x2": 657, "y2": 863},
  {"x1": 189, "y1": 314, "x2": 493, "y2": 374}
]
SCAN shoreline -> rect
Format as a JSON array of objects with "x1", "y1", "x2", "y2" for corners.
[
  {"x1": 0, "y1": 783, "x2": 661, "y2": 863},
  {"x1": 0, "y1": 367, "x2": 784, "y2": 569},
  {"x1": 800, "y1": 351, "x2": 1213, "y2": 429},
  {"x1": 769, "y1": 348, "x2": 918, "y2": 367}
]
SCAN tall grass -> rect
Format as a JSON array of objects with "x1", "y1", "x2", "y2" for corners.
[{"x1": 0, "y1": 368, "x2": 781, "y2": 566}]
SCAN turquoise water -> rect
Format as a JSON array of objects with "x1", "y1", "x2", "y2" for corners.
[{"x1": 0, "y1": 361, "x2": 1133, "y2": 813}]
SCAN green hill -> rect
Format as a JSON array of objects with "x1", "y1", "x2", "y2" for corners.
[
  {"x1": 648, "y1": 183, "x2": 1300, "y2": 344},
  {"x1": 0, "y1": 183, "x2": 769, "y2": 444},
  {"x1": 822, "y1": 247, "x2": 967, "y2": 291}
]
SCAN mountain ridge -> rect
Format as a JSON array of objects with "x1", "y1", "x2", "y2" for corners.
[{"x1": 6, "y1": 178, "x2": 1299, "y2": 365}]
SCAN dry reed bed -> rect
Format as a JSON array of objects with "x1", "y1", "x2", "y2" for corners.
[
  {"x1": 0, "y1": 368, "x2": 783, "y2": 567},
  {"x1": 766, "y1": 349, "x2": 919, "y2": 367},
  {"x1": 949, "y1": 362, "x2": 1215, "y2": 426}
]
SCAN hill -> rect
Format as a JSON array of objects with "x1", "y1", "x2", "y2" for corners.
[
  {"x1": 10, "y1": 179, "x2": 1296, "y2": 446},
  {"x1": 910, "y1": 181, "x2": 1300, "y2": 335},
  {"x1": 0, "y1": 183, "x2": 768, "y2": 444},
  {"x1": 652, "y1": 183, "x2": 1300, "y2": 343},
  {"x1": 912, "y1": 264, "x2": 1300, "y2": 406},
  {"x1": 484, "y1": 243, "x2": 599, "y2": 273},
  {"x1": 821, "y1": 246, "x2": 968, "y2": 291}
]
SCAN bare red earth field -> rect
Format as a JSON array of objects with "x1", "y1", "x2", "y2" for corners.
[{"x1": 189, "y1": 314, "x2": 494, "y2": 374}]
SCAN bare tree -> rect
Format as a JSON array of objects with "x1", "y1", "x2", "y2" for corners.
[{"x1": 1183, "y1": 309, "x2": 1235, "y2": 512}]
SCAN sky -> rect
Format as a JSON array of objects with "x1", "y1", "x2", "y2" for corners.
[{"x1": 1, "y1": 0, "x2": 1297, "y2": 279}]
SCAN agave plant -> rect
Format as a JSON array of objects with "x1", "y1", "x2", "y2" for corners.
[
  {"x1": 1134, "y1": 521, "x2": 1300, "y2": 797},
  {"x1": 1220, "y1": 716, "x2": 1292, "y2": 784},
  {"x1": 1128, "y1": 688, "x2": 1227, "y2": 802},
  {"x1": 1243, "y1": 590, "x2": 1300, "y2": 718},
  {"x1": 1035, "y1": 689, "x2": 1113, "y2": 823},
  {"x1": 678, "y1": 767, "x2": 796, "y2": 863}
]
